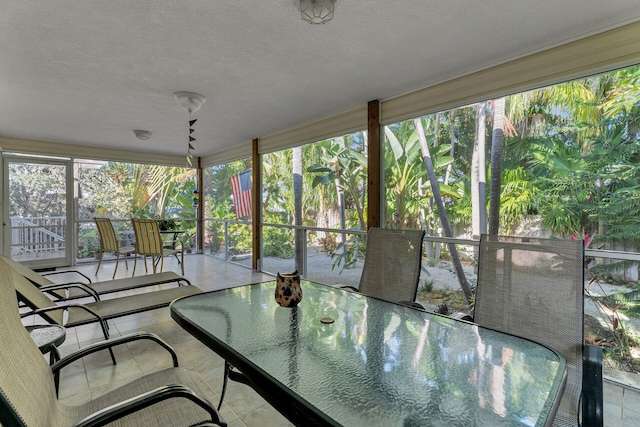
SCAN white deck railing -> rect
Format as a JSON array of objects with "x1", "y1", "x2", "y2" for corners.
[{"x1": 10, "y1": 216, "x2": 66, "y2": 255}]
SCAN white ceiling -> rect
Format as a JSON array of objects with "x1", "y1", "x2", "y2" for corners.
[{"x1": 2, "y1": 1, "x2": 640, "y2": 159}]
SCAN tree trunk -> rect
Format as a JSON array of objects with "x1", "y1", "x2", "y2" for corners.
[
  {"x1": 334, "y1": 164, "x2": 347, "y2": 259},
  {"x1": 414, "y1": 118, "x2": 473, "y2": 303},
  {"x1": 444, "y1": 110, "x2": 456, "y2": 185},
  {"x1": 427, "y1": 113, "x2": 442, "y2": 259},
  {"x1": 418, "y1": 177, "x2": 435, "y2": 266},
  {"x1": 488, "y1": 97, "x2": 505, "y2": 235},
  {"x1": 437, "y1": 109, "x2": 457, "y2": 260},
  {"x1": 471, "y1": 102, "x2": 487, "y2": 240},
  {"x1": 293, "y1": 146, "x2": 304, "y2": 274}
]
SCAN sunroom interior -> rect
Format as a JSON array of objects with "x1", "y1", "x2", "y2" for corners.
[{"x1": 2, "y1": 2, "x2": 640, "y2": 426}]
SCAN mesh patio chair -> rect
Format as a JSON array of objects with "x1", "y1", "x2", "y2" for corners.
[
  {"x1": 1, "y1": 255, "x2": 191, "y2": 301},
  {"x1": 343, "y1": 227, "x2": 426, "y2": 305},
  {"x1": 0, "y1": 259, "x2": 226, "y2": 427},
  {"x1": 472, "y1": 234, "x2": 602, "y2": 427},
  {"x1": 132, "y1": 218, "x2": 184, "y2": 276},
  {"x1": 94, "y1": 217, "x2": 135, "y2": 279}
]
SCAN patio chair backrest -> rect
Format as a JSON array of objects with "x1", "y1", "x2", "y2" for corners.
[
  {"x1": 132, "y1": 218, "x2": 164, "y2": 256},
  {"x1": 5, "y1": 258, "x2": 65, "y2": 326},
  {"x1": 94, "y1": 217, "x2": 121, "y2": 252},
  {"x1": 0, "y1": 255, "x2": 58, "y2": 289},
  {"x1": 0, "y1": 258, "x2": 64, "y2": 426},
  {"x1": 474, "y1": 234, "x2": 584, "y2": 426},
  {"x1": 358, "y1": 227, "x2": 426, "y2": 303},
  {"x1": 0, "y1": 255, "x2": 65, "y2": 298}
]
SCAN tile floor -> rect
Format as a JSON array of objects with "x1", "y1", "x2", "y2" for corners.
[{"x1": 24, "y1": 254, "x2": 640, "y2": 426}]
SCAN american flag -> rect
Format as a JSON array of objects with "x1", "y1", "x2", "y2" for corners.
[{"x1": 230, "y1": 170, "x2": 252, "y2": 219}]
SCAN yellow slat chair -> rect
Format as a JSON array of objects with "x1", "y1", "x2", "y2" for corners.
[
  {"x1": 94, "y1": 217, "x2": 135, "y2": 279},
  {"x1": 131, "y1": 218, "x2": 184, "y2": 276}
]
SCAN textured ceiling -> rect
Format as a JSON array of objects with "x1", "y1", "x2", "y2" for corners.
[{"x1": 1, "y1": 0, "x2": 640, "y2": 158}]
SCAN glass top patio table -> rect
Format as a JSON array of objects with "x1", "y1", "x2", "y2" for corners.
[{"x1": 170, "y1": 280, "x2": 567, "y2": 427}]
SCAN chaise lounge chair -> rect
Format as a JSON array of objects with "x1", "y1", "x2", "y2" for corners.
[
  {"x1": 9, "y1": 259, "x2": 202, "y2": 346},
  {"x1": 1, "y1": 255, "x2": 191, "y2": 301},
  {"x1": 0, "y1": 258, "x2": 226, "y2": 427}
]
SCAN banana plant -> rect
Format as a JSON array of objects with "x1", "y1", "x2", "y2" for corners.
[
  {"x1": 306, "y1": 137, "x2": 367, "y2": 231},
  {"x1": 384, "y1": 122, "x2": 456, "y2": 229}
]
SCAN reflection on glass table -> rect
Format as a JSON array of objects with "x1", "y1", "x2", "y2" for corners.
[{"x1": 171, "y1": 280, "x2": 567, "y2": 427}]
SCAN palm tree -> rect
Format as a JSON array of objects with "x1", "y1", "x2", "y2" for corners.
[
  {"x1": 104, "y1": 163, "x2": 194, "y2": 217},
  {"x1": 488, "y1": 97, "x2": 505, "y2": 235},
  {"x1": 414, "y1": 117, "x2": 473, "y2": 303},
  {"x1": 293, "y1": 146, "x2": 304, "y2": 273},
  {"x1": 471, "y1": 102, "x2": 487, "y2": 240}
]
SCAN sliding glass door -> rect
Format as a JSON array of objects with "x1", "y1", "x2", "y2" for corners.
[{"x1": 3, "y1": 155, "x2": 73, "y2": 268}]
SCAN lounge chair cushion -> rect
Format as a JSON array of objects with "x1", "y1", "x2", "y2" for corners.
[
  {"x1": 65, "y1": 285, "x2": 202, "y2": 326},
  {"x1": 0, "y1": 255, "x2": 190, "y2": 300},
  {"x1": 66, "y1": 271, "x2": 189, "y2": 299}
]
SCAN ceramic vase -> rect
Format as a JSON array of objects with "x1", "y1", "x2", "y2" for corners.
[{"x1": 275, "y1": 270, "x2": 302, "y2": 308}]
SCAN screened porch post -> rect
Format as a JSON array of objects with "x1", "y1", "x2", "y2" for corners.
[
  {"x1": 251, "y1": 138, "x2": 261, "y2": 270},
  {"x1": 367, "y1": 99, "x2": 381, "y2": 229},
  {"x1": 196, "y1": 157, "x2": 204, "y2": 253}
]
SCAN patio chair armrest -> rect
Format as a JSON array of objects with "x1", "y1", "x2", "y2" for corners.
[
  {"x1": 51, "y1": 332, "x2": 179, "y2": 374},
  {"x1": 39, "y1": 282, "x2": 101, "y2": 301},
  {"x1": 177, "y1": 277, "x2": 192, "y2": 286},
  {"x1": 582, "y1": 344, "x2": 603, "y2": 427},
  {"x1": 42, "y1": 269, "x2": 93, "y2": 283},
  {"x1": 450, "y1": 311, "x2": 474, "y2": 322},
  {"x1": 71, "y1": 384, "x2": 226, "y2": 427},
  {"x1": 20, "y1": 305, "x2": 67, "y2": 319},
  {"x1": 20, "y1": 304, "x2": 108, "y2": 334},
  {"x1": 398, "y1": 300, "x2": 426, "y2": 310}
]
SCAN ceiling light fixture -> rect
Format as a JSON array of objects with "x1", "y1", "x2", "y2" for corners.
[
  {"x1": 133, "y1": 129, "x2": 152, "y2": 140},
  {"x1": 174, "y1": 91, "x2": 206, "y2": 167},
  {"x1": 300, "y1": 0, "x2": 336, "y2": 25},
  {"x1": 173, "y1": 91, "x2": 206, "y2": 114}
]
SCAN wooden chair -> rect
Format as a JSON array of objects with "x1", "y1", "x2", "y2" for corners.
[
  {"x1": 0, "y1": 258, "x2": 226, "y2": 427},
  {"x1": 473, "y1": 234, "x2": 602, "y2": 427},
  {"x1": 132, "y1": 218, "x2": 184, "y2": 276},
  {"x1": 94, "y1": 217, "x2": 135, "y2": 279}
]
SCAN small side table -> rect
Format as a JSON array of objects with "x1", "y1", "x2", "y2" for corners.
[{"x1": 27, "y1": 325, "x2": 66, "y2": 364}]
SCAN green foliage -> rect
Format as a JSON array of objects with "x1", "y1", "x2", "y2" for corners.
[
  {"x1": 155, "y1": 216, "x2": 178, "y2": 231},
  {"x1": 77, "y1": 229, "x2": 99, "y2": 259},
  {"x1": 9, "y1": 162, "x2": 67, "y2": 217},
  {"x1": 227, "y1": 223, "x2": 252, "y2": 255},
  {"x1": 205, "y1": 200, "x2": 236, "y2": 254},
  {"x1": 384, "y1": 122, "x2": 426, "y2": 228},
  {"x1": 76, "y1": 160, "x2": 198, "y2": 221},
  {"x1": 263, "y1": 226, "x2": 294, "y2": 258},
  {"x1": 418, "y1": 278, "x2": 434, "y2": 293},
  {"x1": 306, "y1": 136, "x2": 368, "y2": 231},
  {"x1": 330, "y1": 234, "x2": 366, "y2": 272},
  {"x1": 589, "y1": 276, "x2": 640, "y2": 318},
  {"x1": 262, "y1": 212, "x2": 294, "y2": 258}
]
